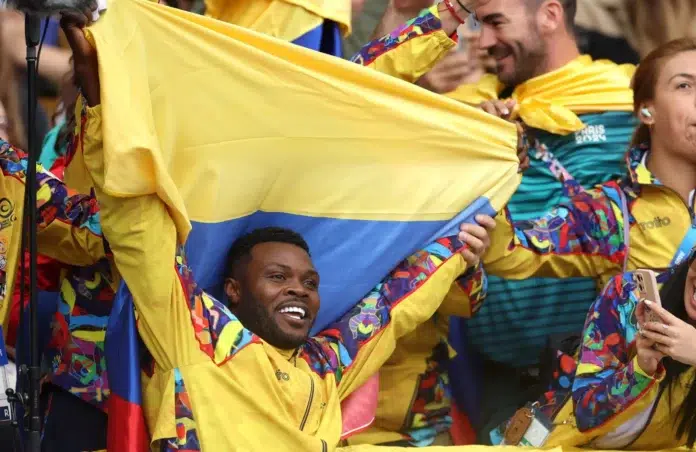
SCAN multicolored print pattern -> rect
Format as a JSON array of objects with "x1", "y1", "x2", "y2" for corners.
[
  {"x1": 161, "y1": 369, "x2": 201, "y2": 451},
  {"x1": 0, "y1": 114, "x2": 102, "y2": 236},
  {"x1": 0, "y1": 128, "x2": 104, "y2": 238},
  {"x1": 302, "y1": 235, "x2": 466, "y2": 382},
  {"x1": 0, "y1": 138, "x2": 113, "y2": 409},
  {"x1": 457, "y1": 263, "x2": 487, "y2": 315},
  {"x1": 515, "y1": 271, "x2": 658, "y2": 434},
  {"x1": 402, "y1": 341, "x2": 453, "y2": 446},
  {"x1": 572, "y1": 272, "x2": 659, "y2": 432},
  {"x1": 47, "y1": 260, "x2": 115, "y2": 409},
  {"x1": 397, "y1": 265, "x2": 485, "y2": 444},
  {"x1": 509, "y1": 182, "x2": 626, "y2": 262},
  {"x1": 175, "y1": 247, "x2": 259, "y2": 365},
  {"x1": 501, "y1": 146, "x2": 678, "y2": 273},
  {"x1": 349, "y1": 7, "x2": 442, "y2": 66}
]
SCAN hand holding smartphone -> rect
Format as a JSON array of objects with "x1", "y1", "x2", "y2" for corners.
[{"x1": 635, "y1": 269, "x2": 663, "y2": 324}]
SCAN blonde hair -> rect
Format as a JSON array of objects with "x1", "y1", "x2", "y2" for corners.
[{"x1": 625, "y1": 0, "x2": 696, "y2": 57}]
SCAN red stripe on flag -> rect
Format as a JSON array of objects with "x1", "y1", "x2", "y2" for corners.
[{"x1": 107, "y1": 393, "x2": 150, "y2": 452}]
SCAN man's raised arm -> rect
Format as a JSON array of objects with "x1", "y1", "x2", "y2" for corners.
[{"x1": 350, "y1": 0, "x2": 485, "y2": 82}]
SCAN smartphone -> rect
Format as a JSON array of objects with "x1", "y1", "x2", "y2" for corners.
[
  {"x1": 457, "y1": 14, "x2": 481, "y2": 53},
  {"x1": 634, "y1": 269, "x2": 663, "y2": 324}
]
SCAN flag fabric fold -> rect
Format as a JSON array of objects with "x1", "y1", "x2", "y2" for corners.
[
  {"x1": 68, "y1": 0, "x2": 520, "y2": 329},
  {"x1": 448, "y1": 55, "x2": 636, "y2": 135},
  {"x1": 65, "y1": 1, "x2": 520, "y2": 448},
  {"x1": 105, "y1": 283, "x2": 150, "y2": 452}
]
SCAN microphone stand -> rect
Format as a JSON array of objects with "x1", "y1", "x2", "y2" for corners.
[{"x1": 21, "y1": 13, "x2": 42, "y2": 452}]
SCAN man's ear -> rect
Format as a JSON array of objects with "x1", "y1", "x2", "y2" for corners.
[
  {"x1": 537, "y1": 0, "x2": 565, "y2": 35},
  {"x1": 224, "y1": 278, "x2": 242, "y2": 308}
]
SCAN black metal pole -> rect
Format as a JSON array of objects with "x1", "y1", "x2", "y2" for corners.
[{"x1": 24, "y1": 13, "x2": 42, "y2": 452}]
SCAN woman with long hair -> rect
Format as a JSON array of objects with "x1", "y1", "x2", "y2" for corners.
[
  {"x1": 473, "y1": 36, "x2": 696, "y2": 449},
  {"x1": 489, "y1": 254, "x2": 696, "y2": 449}
]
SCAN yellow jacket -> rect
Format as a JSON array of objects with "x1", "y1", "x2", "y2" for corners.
[
  {"x1": 482, "y1": 146, "x2": 694, "y2": 288},
  {"x1": 503, "y1": 271, "x2": 695, "y2": 450},
  {"x1": 347, "y1": 269, "x2": 486, "y2": 446},
  {"x1": 349, "y1": 5, "x2": 457, "y2": 84},
  {"x1": 204, "y1": 0, "x2": 351, "y2": 42},
  {"x1": 0, "y1": 141, "x2": 105, "y2": 334},
  {"x1": 61, "y1": 107, "x2": 476, "y2": 451}
]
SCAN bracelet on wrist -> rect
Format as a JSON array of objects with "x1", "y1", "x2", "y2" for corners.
[{"x1": 442, "y1": 0, "x2": 466, "y2": 25}]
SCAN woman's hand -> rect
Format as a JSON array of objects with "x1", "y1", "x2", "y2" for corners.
[
  {"x1": 458, "y1": 214, "x2": 495, "y2": 267},
  {"x1": 640, "y1": 300, "x2": 696, "y2": 367},
  {"x1": 60, "y1": 12, "x2": 101, "y2": 107},
  {"x1": 635, "y1": 300, "x2": 666, "y2": 375}
]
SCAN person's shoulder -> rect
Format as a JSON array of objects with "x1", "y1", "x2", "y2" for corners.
[
  {"x1": 0, "y1": 139, "x2": 27, "y2": 174},
  {"x1": 595, "y1": 271, "x2": 640, "y2": 314}
]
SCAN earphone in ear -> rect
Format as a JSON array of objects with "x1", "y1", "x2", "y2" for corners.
[{"x1": 640, "y1": 107, "x2": 653, "y2": 119}]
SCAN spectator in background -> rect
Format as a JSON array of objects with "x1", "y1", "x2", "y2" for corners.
[
  {"x1": 574, "y1": 0, "x2": 639, "y2": 64},
  {"x1": 0, "y1": 19, "x2": 25, "y2": 149},
  {"x1": 439, "y1": 0, "x2": 637, "y2": 443},
  {"x1": 0, "y1": 11, "x2": 72, "y2": 148},
  {"x1": 574, "y1": 0, "x2": 696, "y2": 64},
  {"x1": 625, "y1": 0, "x2": 696, "y2": 57}
]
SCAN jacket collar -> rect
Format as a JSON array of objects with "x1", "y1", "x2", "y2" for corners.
[{"x1": 626, "y1": 143, "x2": 696, "y2": 209}]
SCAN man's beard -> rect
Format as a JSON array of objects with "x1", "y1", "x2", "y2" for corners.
[
  {"x1": 234, "y1": 295, "x2": 311, "y2": 350},
  {"x1": 490, "y1": 33, "x2": 548, "y2": 87}
]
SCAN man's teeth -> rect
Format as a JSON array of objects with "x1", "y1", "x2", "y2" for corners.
[{"x1": 280, "y1": 306, "x2": 306, "y2": 319}]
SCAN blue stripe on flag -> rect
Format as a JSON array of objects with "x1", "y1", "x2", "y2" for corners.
[
  {"x1": 105, "y1": 283, "x2": 143, "y2": 404},
  {"x1": 185, "y1": 197, "x2": 496, "y2": 333}
]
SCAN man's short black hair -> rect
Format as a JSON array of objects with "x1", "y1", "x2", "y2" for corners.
[
  {"x1": 527, "y1": 0, "x2": 577, "y2": 30},
  {"x1": 225, "y1": 227, "x2": 310, "y2": 279}
]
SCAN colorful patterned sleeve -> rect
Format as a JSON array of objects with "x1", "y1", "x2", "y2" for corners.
[
  {"x1": 304, "y1": 235, "x2": 469, "y2": 399},
  {"x1": 571, "y1": 273, "x2": 664, "y2": 433},
  {"x1": 349, "y1": 6, "x2": 456, "y2": 83},
  {"x1": 483, "y1": 185, "x2": 626, "y2": 281},
  {"x1": 0, "y1": 140, "x2": 106, "y2": 267},
  {"x1": 438, "y1": 262, "x2": 487, "y2": 318}
]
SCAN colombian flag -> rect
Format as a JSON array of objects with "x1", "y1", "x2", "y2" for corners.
[{"x1": 65, "y1": 0, "x2": 520, "y2": 449}]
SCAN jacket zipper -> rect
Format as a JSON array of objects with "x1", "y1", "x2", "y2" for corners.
[
  {"x1": 300, "y1": 376, "x2": 315, "y2": 431},
  {"x1": 321, "y1": 440, "x2": 327, "y2": 452}
]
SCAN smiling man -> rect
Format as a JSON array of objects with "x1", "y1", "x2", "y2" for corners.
[
  {"x1": 446, "y1": 0, "x2": 638, "y2": 441},
  {"x1": 223, "y1": 228, "x2": 321, "y2": 349},
  {"x1": 478, "y1": 0, "x2": 578, "y2": 86}
]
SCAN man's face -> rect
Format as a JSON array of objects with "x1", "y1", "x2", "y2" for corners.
[
  {"x1": 476, "y1": 0, "x2": 548, "y2": 87},
  {"x1": 225, "y1": 242, "x2": 320, "y2": 349}
]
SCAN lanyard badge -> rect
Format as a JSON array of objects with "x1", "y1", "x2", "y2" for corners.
[{"x1": 492, "y1": 403, "x2": 554, "y2": 447}]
